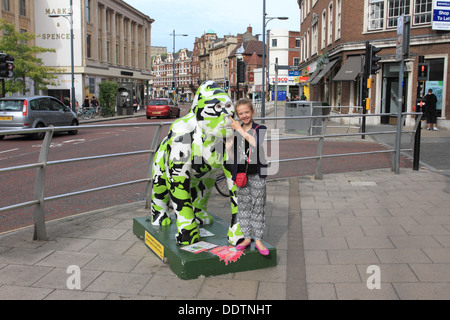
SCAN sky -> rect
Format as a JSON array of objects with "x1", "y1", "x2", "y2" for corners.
[{"x1": 123, "y1": 0, "x2": 300, "y2": 52}]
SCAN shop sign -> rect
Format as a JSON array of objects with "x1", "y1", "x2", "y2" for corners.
[{"x1": 433, "y1": 0, "x2": 450, "y2": 30}]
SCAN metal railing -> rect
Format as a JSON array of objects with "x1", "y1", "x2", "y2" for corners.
[
  {"x1": 0, "y1": 111, "x2": 422, "y2": 241},
  {"x1": 0, "y1": 122, "x2": 170, "y2": 241},
  {"x1": 260, "y1": 111, "x2": 422, "y2": 180}
]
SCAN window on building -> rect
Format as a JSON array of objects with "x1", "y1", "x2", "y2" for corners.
[
  {"x1": 336, "y1": 0, "x2": 341, "y2": 39},
  {"x1": 272, "y1": 39, "x2": 277, "y2": 47},
  {"x1": 312, "y1": 22, "x2": 318, "y2": 56},
  {"x1": 2, "y1": 0, "x2": 10, "y2": 11},
  {"x1": 414, "y1": 0, "x2": 432, "y2": 25},
  {"x1": 321, "y1": 10, "x2": 327, "y2": 49},
  {"x1": 388, "y1": 0, "x2": 411, "y2": 28},
  {"x1": 296, "y1": 38, "x2": 300, "y2": 48},
  {"x1": 87, "y1": 34, "x2": 91, "y2": 58},
  {"x1": 293, "y1": 57, "x2": 300, "y2": 66},
  {"x1": 19, "y1": 0, "x2": 26, "y2": 16},
  {"x1": 368, "y1": 0, "x2": 385, "y2": 30},
  {"x1": 328, "y1": 2, "x2": 333, "y2": 45},
  {"x1": 86, "y1": 0, "x2": 91, "y2": 22}
]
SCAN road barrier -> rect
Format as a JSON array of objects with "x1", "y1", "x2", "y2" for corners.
[{"x1": 0, "y1": 111, "x2": 422, "y2": 240}]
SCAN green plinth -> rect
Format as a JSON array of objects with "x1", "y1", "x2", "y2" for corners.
[{"x1": 133, "y1": 215, "x2": 277, "y2": 280}]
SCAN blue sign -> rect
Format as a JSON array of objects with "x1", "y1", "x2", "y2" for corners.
[
  {"x1": 433, "y1": 0, "x2": 450, "y2": 30},
  {"x1": 272, "y1": 91, "x2": 287, "y2": 101},
  {"x1": 289, "y1": 71, "x2": 300, "y2": 77}
]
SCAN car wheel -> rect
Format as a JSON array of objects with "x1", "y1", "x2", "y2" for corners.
[
  {"x1": 147, "y1": 116, "x2": 151, "y2": 119},
  {"x1": 0, "y1": 135, "x2": 4, "y2": 140},
  {"x1": 68, "y1": 120, "x2": 78, "y2": 135},
  {"x1": 32, "y1": 123, "x2": 45, "y2": 140}
]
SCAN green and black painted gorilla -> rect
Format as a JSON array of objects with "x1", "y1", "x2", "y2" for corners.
[{"x1": 150, "y1": 81, "x2": 244, "y2": 246}]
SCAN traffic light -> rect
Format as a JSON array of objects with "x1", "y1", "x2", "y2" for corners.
[
  {"x1": 364, "y1": 42, "x2": 382, "y2": 76},
  {"x1": 417, "y1": 63, "x2": 428, "y2": 81},
  {"x1": 369, "y1": 45, "x2": 382, "y2": 75},
  {"x1": 224, "y1": 80, "x2": 229, "y2": 91},
  {"x1": 0, "y1": 53, "x2": 14, "y2": 79},
  {"x1": 171, "y1": 81, "x2": 176, "y2": 91}
]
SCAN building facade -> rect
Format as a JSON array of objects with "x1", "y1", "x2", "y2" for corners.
[
  {"x1": 152, "y1": 48, "x2": 193, "y2": 101},
  {"x1": 35, "y1": 0, "x2": 153, "y2": 108},
  {"x1": 298, "y1": 0, "x2": 450, "y2": 127},
  {"x1": 267, "y1": 29, "x2": 301, "y2": 100}
]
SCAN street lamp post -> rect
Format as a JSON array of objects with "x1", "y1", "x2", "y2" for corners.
[
  {"x1": 261, "y1": 0, "x2": 288, "y2": 118},
  {"x1": 49, "y1": 0, "x2": 75, "y2": 112},
  {"x1": 170, "y1": 30, "x2": 188, "y2": 101}
]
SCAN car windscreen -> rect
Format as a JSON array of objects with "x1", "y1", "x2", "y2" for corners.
[
  {"x1": 0, "y1": 100, "x2": 24, "y2": 112},
  {"x1": 149, "y1": 100, "x2": 168, "y2": 106}
]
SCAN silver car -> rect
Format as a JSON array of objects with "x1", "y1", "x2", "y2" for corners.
[{"x1": 0, "y1": 96, "x2": 79, "y2": 140}]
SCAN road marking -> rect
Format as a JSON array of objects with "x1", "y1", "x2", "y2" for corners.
[
  {"x1": 0, "y1": 148, "x2": 19, "y2": 154},
  {"x1": 63, "y1": 139, "x2": 86, "y2": 144}
]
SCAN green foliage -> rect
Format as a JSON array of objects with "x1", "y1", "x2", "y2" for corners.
[
  {"x1": 98, "y1": 81, "x2": 118, "y2": 117},
  {"x1": 0, "y1": 19, "x2": 59, "y2": 95}
]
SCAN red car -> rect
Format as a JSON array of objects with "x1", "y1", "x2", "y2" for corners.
[{"x1": 146, "y1": 98, "x2": 180, "y2": 119}]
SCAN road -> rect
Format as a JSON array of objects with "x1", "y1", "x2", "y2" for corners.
[{"x1": 0, "y1": 108, "x2": 414, "y2": 235}]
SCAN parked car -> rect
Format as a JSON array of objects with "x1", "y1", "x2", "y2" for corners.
[
  {"x1": 0, "y1": 96, "x2": 79, "y2": 140},
  {"x1": 146, "y1": 98, "x2": 180, "y2": 119}
]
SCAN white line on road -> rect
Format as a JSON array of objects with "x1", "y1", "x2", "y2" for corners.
[{"x1": 0, "y1": 148, "x2": 19, "y2": 154}]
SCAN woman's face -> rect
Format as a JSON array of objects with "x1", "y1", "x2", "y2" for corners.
[{"x1": 235, "y1": 104, "x2": 254, "y2": 126}]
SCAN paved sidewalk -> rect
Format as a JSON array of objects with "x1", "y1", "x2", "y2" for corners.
[{"x1": 1, "y1": 167, "x2": 449, "y2": 300}]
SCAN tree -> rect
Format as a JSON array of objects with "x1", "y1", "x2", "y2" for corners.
[
  {"x1": 98, "y1": 81, "x2": 118, "y2": 117},
  {"x1": 0, "y1": 19, "x2": 59, "y2": 95}
]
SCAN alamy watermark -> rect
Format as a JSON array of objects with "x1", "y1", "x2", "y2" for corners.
[
  {"x1": 66, "y1": 265, "x2": 81, "y2": 290},
  {"x1": 366, "y1": 265, "x2": 381, "y2": 290}
]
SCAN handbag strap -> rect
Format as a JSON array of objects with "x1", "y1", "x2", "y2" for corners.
[{"x1": 245, "y1": 125, "x2": 261, "y2": 169}]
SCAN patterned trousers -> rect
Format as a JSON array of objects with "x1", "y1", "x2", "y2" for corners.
[{"x1": 236, "y1": 174, "x2": 266, "y2": 241}]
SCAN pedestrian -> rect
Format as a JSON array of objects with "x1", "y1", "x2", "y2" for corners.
[
  {"x1": 226, "y1": 98, "x2": 269, "y2": 256},
  {"x1": 300, "y1": 93, "x2": 307, "y2": 100},
  {"x1": 83, "y1": 96, "x2": 90, "y2": 109},
  {"x1": 63, "y1": 97, "x2": 71, "y2": 107},
  {"x1": 423, "y1": 89, "x2": 439, "y2": 131},
  {"x1": 133, "y1": 97, "x2": 139, "y2": 113}
]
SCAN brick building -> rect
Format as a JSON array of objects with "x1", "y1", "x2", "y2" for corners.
[
  {"x1": 151, "y1": 48, "x2": 193, "y2": 101},
  {"x1": 298, "y1": 0, "x2": 450, "y2": 127}
]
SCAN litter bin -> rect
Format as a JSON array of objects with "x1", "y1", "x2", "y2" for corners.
[
  {"x1": 285, "y1": 101, "x2": 331, "y2": 135},
  {"x1": 285, "y1": 101, "x2": 311, "y2": 134}
]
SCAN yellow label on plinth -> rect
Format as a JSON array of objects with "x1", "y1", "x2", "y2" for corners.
[{"x1": 145, "y1": 230, "x2": 164, "y2": 260}]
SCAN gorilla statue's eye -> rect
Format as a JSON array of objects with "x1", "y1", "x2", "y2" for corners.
[{"x1": 225, "y1": 103, "x2": 232, "y2": 109}]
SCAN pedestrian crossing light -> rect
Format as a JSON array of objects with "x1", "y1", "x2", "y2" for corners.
[
  {"x1": 171, "y1": 81, "x2": 176, "y2": 91},
  {"x1": 417, "y1": 63, "x2": 428, "y2": 81},
  {"x1": 224, "y1": 80, "x2": 229, "y2": 91}
]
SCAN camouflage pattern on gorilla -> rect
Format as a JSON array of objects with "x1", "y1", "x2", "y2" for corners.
[{"x1": 150, "y1": 81, "x2": 244, "y2": 246}]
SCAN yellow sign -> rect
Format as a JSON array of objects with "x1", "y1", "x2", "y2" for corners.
[{"x1": 145, "y1": 231, "x2": 164, "y2": 260}]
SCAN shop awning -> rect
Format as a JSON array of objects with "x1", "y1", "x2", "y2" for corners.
[
  {"x1": 304, "y1": 68, "x2": 321, "y2": 86},
  {"x1": 310, "y1": 59, "x2": 339, "y2": 85},
  {"x1": 333, "y1": 56, "x2": 363, "y2": 82}
]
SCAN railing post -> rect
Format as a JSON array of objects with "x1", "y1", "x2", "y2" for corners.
[
  {"x1": 314, "y1": 117, "x2": 328, "y2": 180},
  {"x1": 32, "y1": 127, "x2": 54, "y2": 241},
  {"x1": 145, "y1": 123, "x2": 164, "y2": 209},
  {"x1": 413, "y1": 113, "x2": 423, "y2": 171}
]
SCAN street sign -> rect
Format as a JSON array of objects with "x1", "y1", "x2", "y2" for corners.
[
  {"x1": 396, "y1": 15, "x2": 410, "y2": 62},
  {"x1": 432, "y1": 0, "x2": 450, "y2": 31}
]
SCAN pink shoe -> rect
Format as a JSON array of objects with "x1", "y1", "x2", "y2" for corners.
[
  {"x1": 236, "y1": 242, "x2": 250, "y2": 251},
  {"x1": 255, "y1": 243, "x2": 269, "y2": 256}
]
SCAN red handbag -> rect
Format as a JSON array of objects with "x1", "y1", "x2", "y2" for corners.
[{"x1": 235, "y1": 125, "x2": 260, "y2": 188}]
